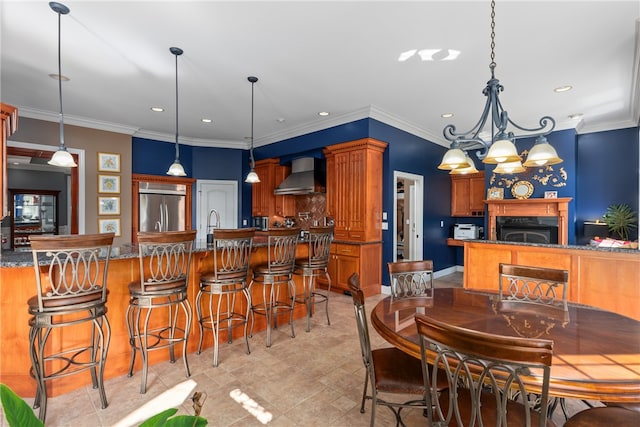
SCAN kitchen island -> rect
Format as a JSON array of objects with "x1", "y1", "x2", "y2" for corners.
[
  {"x1": 463, "y1": 239, "x2": 640, "y2": 320},
  {"x1": 0, "y1": 237, "x2": 310, "y2": 397}
]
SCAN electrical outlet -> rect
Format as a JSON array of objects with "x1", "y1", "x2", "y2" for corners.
[
  {"x1": 242, "y1": 219, "x2": 248, "y2": 226},
  {"x1": 381, "y1": 222, "x2": 388, "y2": 230}
]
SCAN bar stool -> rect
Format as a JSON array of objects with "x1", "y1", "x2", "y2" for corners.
[
  {"x1": 249, "y1": 227, "x2": 300, "y2": 347},
  {"x1": 196, "y1": 228, "x2": 255, "y2": 367},
  {"x1": 293, "y1": 225, "x2": 333, "y2": 332},
  {"x1": 28, "y1": 232, "x2": 115, "y2": 422},
  {"x1": 126, "y1": 230, "x2": 196, "y2": 394}
]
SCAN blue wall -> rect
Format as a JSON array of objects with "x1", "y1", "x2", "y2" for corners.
[
  {"x1": 575, "y1": 127, "x2": 639, "y2": 243},
  {"x1": 132, "y1": 123, "x2": 640, "y2": 285}
]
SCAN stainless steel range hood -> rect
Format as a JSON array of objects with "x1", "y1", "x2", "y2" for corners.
[{"x1": 274, "y1": 157, "x2": 326, "y2": 195}]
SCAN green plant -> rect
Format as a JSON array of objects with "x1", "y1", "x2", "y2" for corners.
[
  {"x1": 0, "y1": 384, "x2": 42, "y2": 427},
  {"x1": 0, "y1": 383, "x2": 207, "y2": 427},
  {"x1": 602, "y1": 203, "x2": 638, "y2": 241}
]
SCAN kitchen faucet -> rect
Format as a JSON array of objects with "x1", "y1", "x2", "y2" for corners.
[{"x1": 206, "y1": 209, "x2": 221, "y2": 244}]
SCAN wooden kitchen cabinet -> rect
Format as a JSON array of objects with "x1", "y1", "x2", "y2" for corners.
[
  {"x1": 451, "y1": 171, "x2": 485, "y2": 217},
  {"x1": 274, "y1": 163, "x2": 295, "y2": 217},
  {"x1": 251, "y1": 158, "x2": 295, "y2": 218},
  {"x1": 324, "y1": 138, "x2": 387, "y2": 241},
  {"x1": 251, "y1": 159, "x2": 277, "y2": 217},
  {"x1": 1, "y1": 103, "x2": 18, "y2": 220},
  {"x1": 324, "y1": 242, "x2": 382, "y2": 297},
  {"x1": 323, "y1": 138, "x2": 387, "y2": 296}
]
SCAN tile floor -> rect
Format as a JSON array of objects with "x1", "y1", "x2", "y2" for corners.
[{"x1": 3, "y1": 272, "x2": 596, "y2": 426}]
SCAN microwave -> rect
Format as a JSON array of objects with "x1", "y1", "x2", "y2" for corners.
[
  {"x1": 454, "y1": 224, "x2": 482, "y2": 240},
  {"x1": 253, "y1": 216, "x2": 269, "y2": 231}
]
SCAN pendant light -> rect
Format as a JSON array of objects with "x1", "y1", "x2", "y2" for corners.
[
  {"x1": 439, "y1": 0, "x2": 560, "y2": 169},
  {"x1": 48, "y1": 2, "x2": 77, "y2": 168},
  {"x1": 245, "y1": 76, "x2": 260, "y2": 183},
  {"x1": 166, "y1": 46, "x2": 187, "y2": 176},
  {"x1": 449, "y1": 154, "x2": 479, "y2": 175}
]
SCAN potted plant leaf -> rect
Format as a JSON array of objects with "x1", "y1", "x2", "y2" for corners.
[{"x1": 602, "y1": 203, "x2": 638, "y2": 242}]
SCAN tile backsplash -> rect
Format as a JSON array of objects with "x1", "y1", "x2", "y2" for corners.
[{"x1": 295, "y1": 193, "x2": 327, "y2": 230}]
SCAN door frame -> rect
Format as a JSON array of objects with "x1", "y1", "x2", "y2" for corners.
[
  {"x1": 393, "y1": 170, "x2": 424, "y2": 261},
  {"x1": 7, "y1": 141, "x2": 84, "y2": 234}
]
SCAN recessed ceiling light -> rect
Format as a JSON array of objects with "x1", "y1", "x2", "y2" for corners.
[
  {"x1": 441, "y1": 113, "x2": 454, "y2": 118},
  {"x1": 398, "y1": 49, "x2": 417, "y2": 62},
  {"x1": 318, "y1": 111, "x2": 330, "y2": 117},
  {"x1": 150, "y1": 107, "x2": 164, "y2": 112},
  {"x1": 554, "y1": 85, "x2": 573, "y2": 93},
  {"x1": 569, "y1": 113, "x2": 583, "y2": 120},
  {"x1": 48, "y1": 73, "x2": 69, "y2": 81},
  {"x1": 201, "y1": 118, "x2": 212, "y2": 123},
  {"x1": 276, "y1": 117, "x2": 285, "y2": 123}
]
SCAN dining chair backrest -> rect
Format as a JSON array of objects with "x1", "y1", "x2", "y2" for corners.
[
  {"x1": 29, "y1": 233, "x2": 115, "y2": 313},
  {"x1": 136, "y1": 230, "x2": 197, "y2": 294},
  {"x1": 210, "y1": 228, "x2": 255, "y2": 282},
  {"x1": 264, "y1": 228, "x2": 300, "y2": 274},
  {"x1": 415, "y1": 313, "x2": 554, "y2": 427},
  {"x1": 499, "y1": 263, "x2": 569, "y2": 311},
  {"x1": 387, "y1": 259, "x2": 434, "y2": 298},
  {"x1": 347, "y1": 273, "x2": 373, "y2": 371},
  {"x1": 304, "y1": 225, "x2": 333, "y2": 269}
]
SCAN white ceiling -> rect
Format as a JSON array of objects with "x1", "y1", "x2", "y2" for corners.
[{"x1": 1, "y1": 1, "x2": 639, "y2": 151}]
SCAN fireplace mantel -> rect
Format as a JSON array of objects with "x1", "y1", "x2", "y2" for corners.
[{"x1": 485, "y1": 198, "x2": 572, "y2": 245}]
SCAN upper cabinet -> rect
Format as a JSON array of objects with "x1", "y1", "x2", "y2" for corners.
[
  {"x1": 451, "y1": 171, "x2": 485, "y2": 217},
  {"x1": 1, "y1": 103, "x2": 18, "y2": 219},
  {"x1": 251, "y1": 158, "x2": 295, "y2": 218},
  {"x1": 324, "y1": 138, "x2": 387, "y2": 242}
]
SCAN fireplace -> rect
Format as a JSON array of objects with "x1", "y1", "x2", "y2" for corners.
[
  {"x1": 485, "y1": 198, "x2": 571, "y2": 245},
  {"x1": 497, "y1": 217, "x2": 558, "y2": 244}
]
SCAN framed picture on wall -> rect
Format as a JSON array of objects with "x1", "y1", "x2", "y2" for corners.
[
  {"x1": 98, "y1": 196, "x2": 120, "y2": 215},
  {"x1": 98, "y1": 175, "x2": 120, "y2": 193},
  {"x1": 98, "y1": 218, "x2": 121, "y2": 236},
  {"x1": 98, "y1": 152, "x2": 120, "y2": 172}
]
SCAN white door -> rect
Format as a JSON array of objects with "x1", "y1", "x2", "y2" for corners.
[{"x1": 196, "y1": 180, "x2": 238, "y2": 240}]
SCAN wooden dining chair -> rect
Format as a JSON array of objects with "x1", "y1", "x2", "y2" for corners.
[
  {"x1": 564, "y1": 405, "x2": 640, "y2": 426},
  {"x1": 499, "y1": 263, "x2": 569, "y2": 310},
  {"x1": 415, "y1": 313, "x2": 557, "y2": 427},
  {"x1": 347, "y1": 273, "x2": 447, "y2": 427},
  {"x1": 387, "y1": 259, "x2": 434, "y2": 299}
]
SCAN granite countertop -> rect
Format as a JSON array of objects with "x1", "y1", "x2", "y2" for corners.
[
  {"x1": 0, "y1": 238, "x2": 282, "y2": 267},
  {"x1": 465, "y1": 239, "x2": 640, "y2": 254},
  {"x1": 0, "y1": 233, "x2": 320, "y2": 267}
]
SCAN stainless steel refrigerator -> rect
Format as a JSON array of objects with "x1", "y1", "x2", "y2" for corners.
[{"x1": 138, "y1": 182, "x2": 187, "y2": 232}]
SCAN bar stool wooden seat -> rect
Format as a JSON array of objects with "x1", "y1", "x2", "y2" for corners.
[
  {"x1": 293, "y1": 225, "x2": 333, "y2": 332},
  {"x1": 196, "y1": 228, "x2": 255, "y2": 367},
  {"x1": 249, "y1": 227, "x2": 300, "y2": 347},
  {"x1": 28, "y1": 232, "x2": 115, "y2": 422},
  {"x1": 126, "y1": 230, "x2": 196, "y2": 394}
]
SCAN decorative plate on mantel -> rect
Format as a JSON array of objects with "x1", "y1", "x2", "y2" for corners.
[{"x1": 511, "y1": 180, "x2": 534, "y2": 199}]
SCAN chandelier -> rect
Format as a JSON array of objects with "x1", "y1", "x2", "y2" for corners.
[{"x1": 438, "y1": 0, "x2": 562, "y2": 174}]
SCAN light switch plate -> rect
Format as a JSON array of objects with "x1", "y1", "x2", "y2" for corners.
[{"x1": 381, "y1": 222, "x2": 388, "y2": 230}]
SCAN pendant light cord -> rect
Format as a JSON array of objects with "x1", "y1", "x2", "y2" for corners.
[
  {"x1": 56, "y1": 8, "x2": 65, "y2": 149},
  {"x1": 174, "y1": 50, "x2": 180, "y2": 159},
  {"x1": 250, "y1": 78, "x2": 255, "y2": 168}
]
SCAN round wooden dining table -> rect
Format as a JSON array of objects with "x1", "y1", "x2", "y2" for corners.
[{"x1": 371, "y1": 288, "x2": 640, "y2": 403}]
